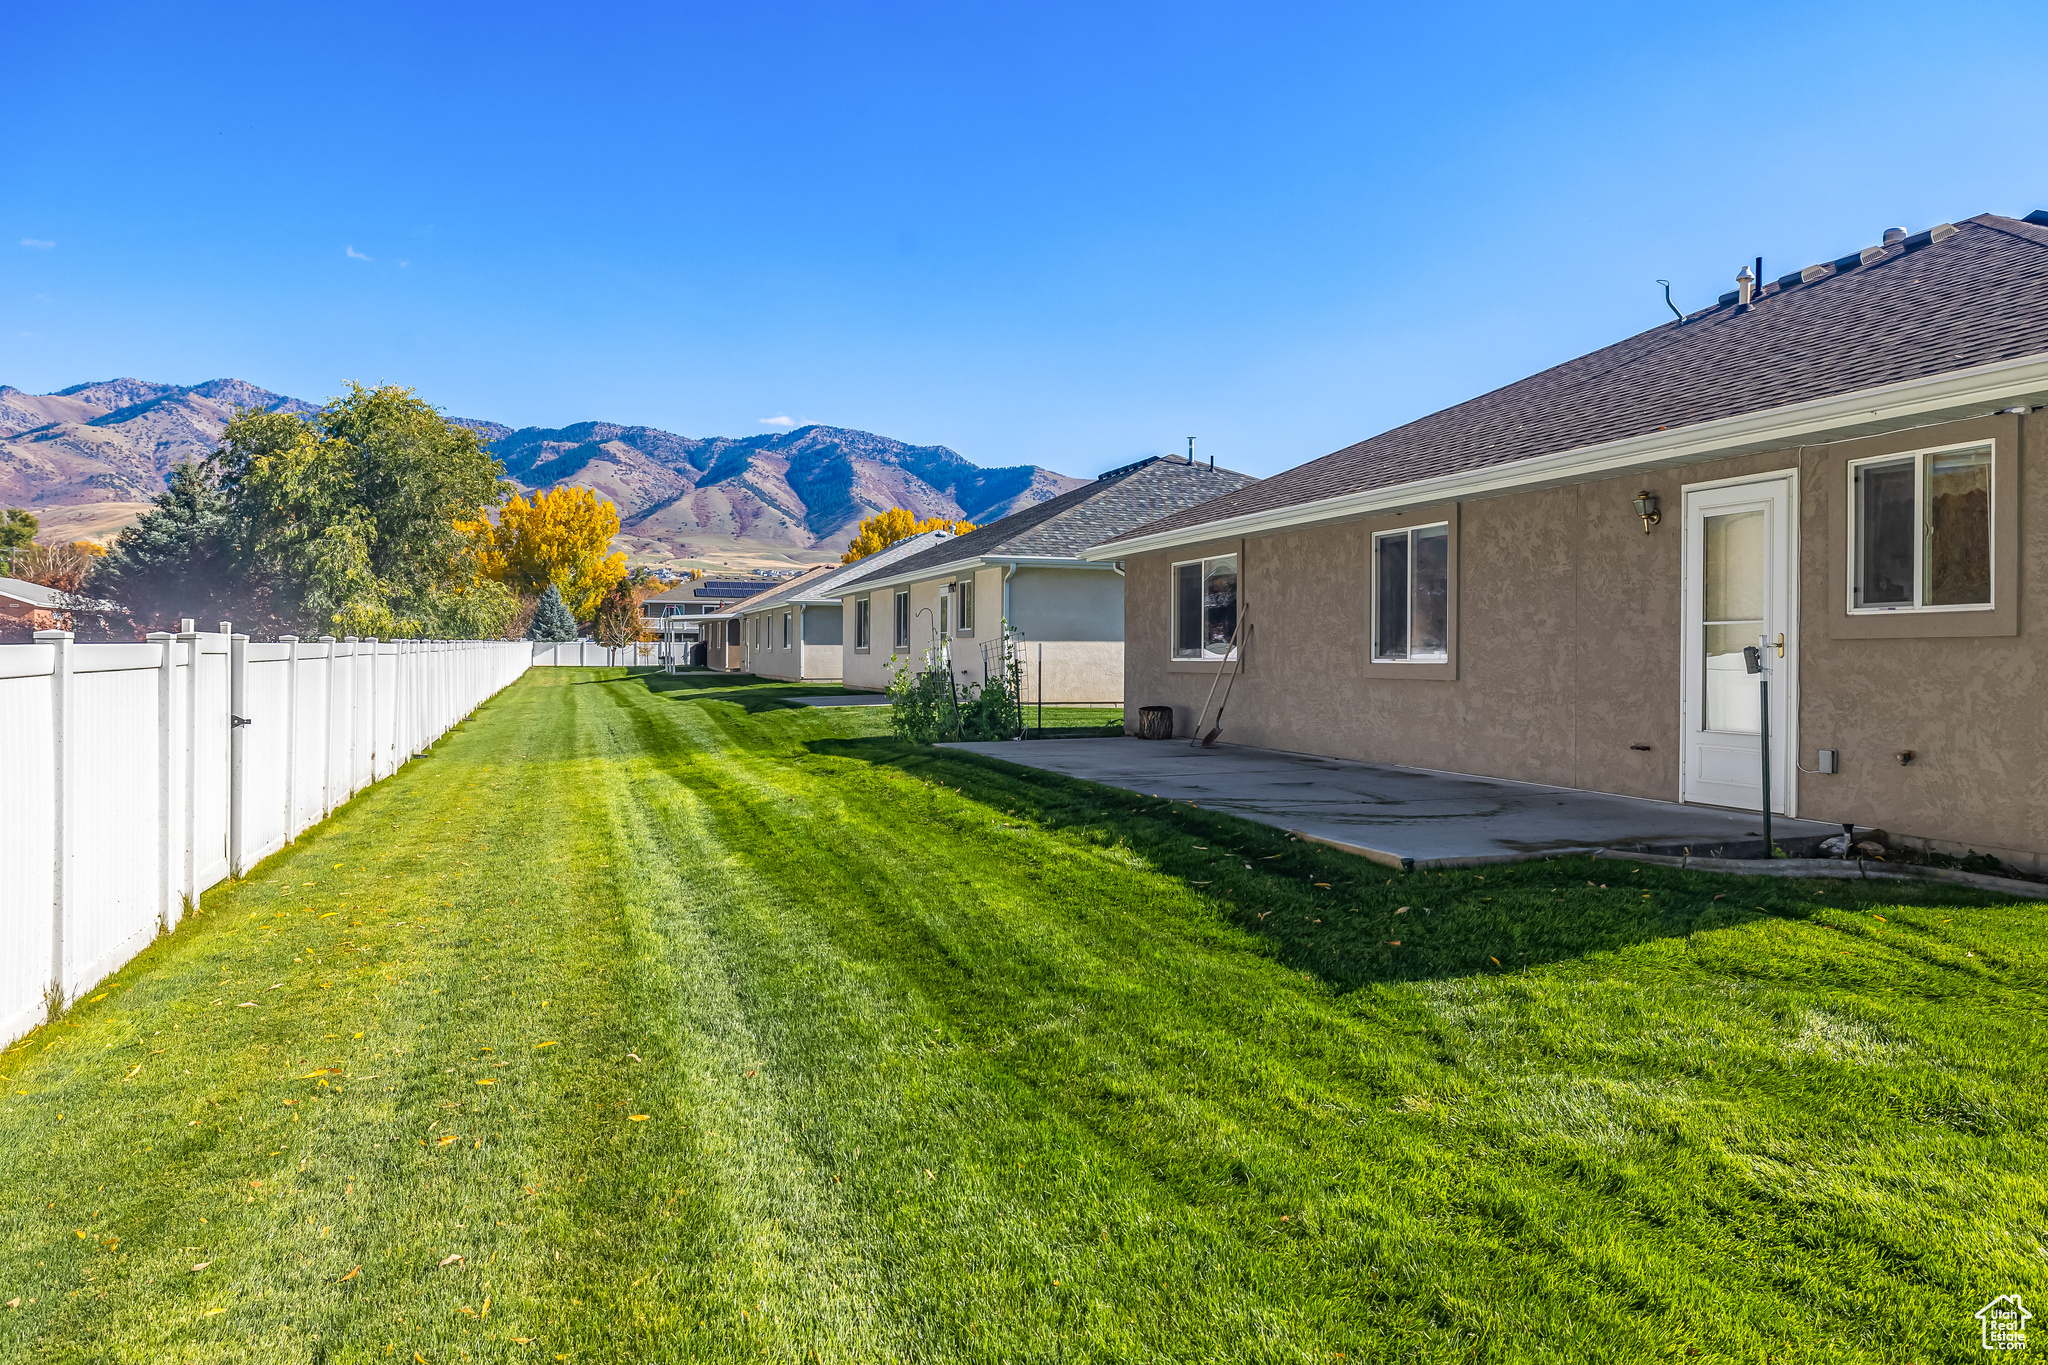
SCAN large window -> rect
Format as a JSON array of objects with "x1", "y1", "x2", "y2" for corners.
[
  {"x1": 1851, "y1": 444, "x2": 1992, "y2": 611},
  {"x1": 1372, "y1": 523, "x2": 1449, "y2": 662},
  {"x1": 855, "y1": 597, "x2": 871, "y2": 650},
  {"x1": 893, "y1": 591, "x2": 910, "y2": 649},
  {"x1": 1173, "y1": 554, "x2": 1238, "y2": 659}
]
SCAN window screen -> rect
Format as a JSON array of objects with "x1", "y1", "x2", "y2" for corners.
[
  {"x1": 958, "y1": 580, "x2": 975, "y2": 631},
  {"x1": 894, "y1": 591, "x2": 910, "y2": 648},
  {"x1": 855, "y1": 598, "x2": 870, "y2": 649},
  {"x1": 1172, "y1": 556, "x2": 1239, "y2": 659},
  {"x1": 1853, "y1": 446, "x2": 1991, "y2": 610},
  {"x1": 1373, "y1": 524, "x2": 1449, "y2": 662}
]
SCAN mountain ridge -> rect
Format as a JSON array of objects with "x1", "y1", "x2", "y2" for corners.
[{"x1": 0, "y1": 379, "x2": 1086, "y2": 569}]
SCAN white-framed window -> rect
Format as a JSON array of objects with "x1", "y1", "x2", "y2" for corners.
[
  {"x1": 1372, "y1": 523, "x2": 1449, "y2": 662},
  {"x1": 855, "y1": 597, "x2": 871, "y2": 650},
  {"x1": 893, "y1": 591, "x2": 910, "y2": 649},
  {"x1": 1172, "y1": 554, "x2": 1238, "y2": 659},
  {"x1": 783, "y1": 611, "x2": 792, "y2": 647},
  {"x1": 938, "y1": 591, "x2": 950, "y2": 639},
  {"x1": 1850, "y1": 442, "x2": 1993, "y2": 611},
  {"x1": 957, "y1": 579, "x2": 975, "y2": 632}
]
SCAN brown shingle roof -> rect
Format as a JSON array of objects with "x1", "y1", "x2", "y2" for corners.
[{"x1": 1099, "y1": 213, "x2": 2048, "y2": 546}]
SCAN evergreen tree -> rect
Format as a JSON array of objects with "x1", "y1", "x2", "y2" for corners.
[
  {"x1": 528, "y1": 582, "x2": 578, "y2": 642},
  {"x1": 94, "y1": 462, "x2": 282, "y2": 633}
]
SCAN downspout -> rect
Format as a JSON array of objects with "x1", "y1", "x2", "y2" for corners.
[{"x1": 1002, "y1": 563, "x2": 1017, "y2": 624}]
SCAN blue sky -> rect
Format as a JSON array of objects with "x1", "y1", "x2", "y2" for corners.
[{"x1": 5, "y1": 1, "x2": 2046, "y2": 479}]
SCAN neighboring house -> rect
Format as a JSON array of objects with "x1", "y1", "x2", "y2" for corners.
[
  {"x1": 833, "y1": 456, "x2": 1255, "y2": 702},
  {"x1": 639, "y1": 576, "x2": 797, "y2": 665},
  {"x1": 699, "y1": 530, "x2": 957, "y2": 681},
  {"x1": 0, "y1": 576, "x2": 115, "y2": 634},
  {"x1": 1086, "y1": 211, "x2": 2048, "y2": 873}
]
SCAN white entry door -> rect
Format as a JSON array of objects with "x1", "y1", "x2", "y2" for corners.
[{"x1": 1681, "y1": 475, "x2": 1796, "y2": 813}]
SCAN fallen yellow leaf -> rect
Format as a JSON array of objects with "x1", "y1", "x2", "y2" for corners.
[
  {"x1": 204, "y1": 1307, "x2": 225, "y2": 1316},
  {"x1": 628, "y1": 1114, "x2": 649, "y2": 1122},
  {"x1": 338, "y1": 1265, "x2": 360, "y2": 1283},
  {"x1": 476, "y1": 1079, "x2": 494, "y2": 1086},
  {"x1": 88, "y1": 994, "x2": 107, "y2": 1003},
  {"x1": 439, "y1": 1253, "x2": 464, "y2": 1267},
  {"x1": 300, "y1": 1069, "x2": 334, "y2": 1079},
  {"x1": 535, "y1": 1041, "x2": 558, "y2": 1049},
  {"x1": 437, "y1": 1134, "x2": 459, "y2": 1146},
  {"x1": 191, "y1": 1261, "x2": 210, "y2": 1272}
]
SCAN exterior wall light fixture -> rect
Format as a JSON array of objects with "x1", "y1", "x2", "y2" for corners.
[{"x1": 1632, "y1": 491, "x2": 1661, "y2": 533}]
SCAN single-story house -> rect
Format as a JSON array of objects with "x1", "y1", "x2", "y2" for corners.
[
  {"x1": 0, "y1": 575, "x2": 116, "y2": 636},
  {"x1": 833, "y1": 456, "x2": 1254, "y2": 701},
  {"x1": 640, "y1": 575, "x2": 801, "y2": 666},
  {"x1": 1086, "y1": 211, "x2": 2048, "y2": 874},
  {"x1": 699, "y1": 529, "x2": 957, "y2": 681}
]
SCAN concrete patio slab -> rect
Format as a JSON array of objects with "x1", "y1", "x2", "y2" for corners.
[{"x1": 940, "y1": 737, "x2": 1851, "y2": 869}]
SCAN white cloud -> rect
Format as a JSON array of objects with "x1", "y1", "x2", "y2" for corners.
[
  {"x1": 398, "y1": 260, "x2": 410, "y2": 268},
  {"x1": 345, "y1": 245, "x2": 373, "y2": 261},
  {"x1": 20, "y1": 238, "x2": 54, "y2": 249},
  {"x1": 759, "y1": 415, "x2": 796, "y2": 427}
]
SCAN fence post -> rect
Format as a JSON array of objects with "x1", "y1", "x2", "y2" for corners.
[
  {"x1": 343, "y1": 638, "x2": 358, "y2": 798},
  {"x1": 149, "y1": 630, "x2": 177, "y2": 933},
  {"x1": 179, "y1": 621, "x2": 201, "y2": 913},
  {"x1": 281, "y1": 635, "x2": 299, "y2": 842},
  {"x1": 228, "y1": 628, "x2": 249, "y2": 878},
  {"x1": 366, "y1": 638, "x2": 380, "y2": 782},
  {"x1": 35, "y1": 630, "x2": 74, "y2": 1015}
]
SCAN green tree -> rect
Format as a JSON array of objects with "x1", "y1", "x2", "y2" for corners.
[
  {"x1": 528, "y1": 582, "x2": 578, "y2": 642},
  {"x1": 215, "y1": 383, "x2": 512, "y2": 637},
  {"x1": 0, "y1": 508, "x2": 37, "y2": 573},
  {"x1": 94, "y1": 463, "x2": 256, "y2": 631}
]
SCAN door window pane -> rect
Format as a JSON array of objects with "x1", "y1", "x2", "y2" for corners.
[
  {"x1": 1374, "y1": 533, "x2": 1410, "y2": 661},
  {"x1": 1701, "y1": 508, "x2": 1765, "y2": 734},
  {"x1": 1703, "y1": 508, "x2": 1765, "y2": 622},
  {"x1": 1854, "y1": 457, "x2": 1915, "y2": 606},
  {"x1": 1412, "y1": 525, "x2": 1449, "y2": 660},
  {"x1": 1926, "y1": 449, "x2": 1991, "y2": 605}
]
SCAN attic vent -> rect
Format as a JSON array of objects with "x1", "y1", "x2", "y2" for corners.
[
  {"x1": 1858, "y1": 245, "x2": 1888, "y2": 265},
  {"x1": 1929, "y1": 222, "x2": 1959, "y2": 242},
  {"x1": 1882, "y1": 227, "x2": 1907, "y2": 245},
  {"x1": 1799, "y1": 263, "x2": 1831, "y2": 284}
]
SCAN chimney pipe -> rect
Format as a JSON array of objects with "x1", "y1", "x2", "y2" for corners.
[
  {"x1": 1735, "y1": 265, "x2": 1756, "y2": 308},
  {"x1": 1186, "y1": 436, "x2": 1196, "y2": 467}
]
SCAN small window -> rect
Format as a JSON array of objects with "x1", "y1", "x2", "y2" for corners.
[
  {"x1": 894, "y1": 591, "x2": 910, "y2": 649},
  {"x1": 957, "y1": 579, "x2": 975, "y2": 632},
  {"x1": 1172, "y1": 554, "x2": 1238, "y2": 659},
  {"x1": 1851, "y1": 444, "x2": 1992, "y2": 611},
  {"x1": 1372, "y1": 523, "x2": 1449, "y2": 662},
  {"x1": 783, "y1": 611, "x2": 792, "y2": 648},
  {"x1": 855, "y1": 598, "x2": 871, "y2": 650}
]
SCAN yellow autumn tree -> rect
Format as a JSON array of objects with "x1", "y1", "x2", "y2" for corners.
[
  {"x1": 840, "y1": 508, "x2": 976, "y2": 564},
  {"x1": 459, "y1": 485, "x2": 627, "y2": 620}
]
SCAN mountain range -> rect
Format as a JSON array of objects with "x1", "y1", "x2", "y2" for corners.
[{"x1": 0, "y1": 379, "x2": 1086, "y2": 569}]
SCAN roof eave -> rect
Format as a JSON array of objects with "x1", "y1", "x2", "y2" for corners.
[{"x1": 1083, "y1": 349, "x2": 2048, "y2": 559}]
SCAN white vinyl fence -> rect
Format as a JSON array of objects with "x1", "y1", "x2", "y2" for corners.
[
  {"x1": 528, "y1": 641, "x2": 663, "y2": 667},
  {"x1": 0, "y1": 626, "x2": 529, "y2": 1048}
]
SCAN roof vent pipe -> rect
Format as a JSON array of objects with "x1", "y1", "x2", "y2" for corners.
[
  {"x1": 1882, "y1": 227, "x2": 1906, "y2": 245},
  {"x1": 1735, "y1": 265, "x2": 1756, "y2": 308}
]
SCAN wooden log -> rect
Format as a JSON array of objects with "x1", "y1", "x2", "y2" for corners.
[{"x1": 1136, "y1": 705, "x2": 1174, "y2": 740}]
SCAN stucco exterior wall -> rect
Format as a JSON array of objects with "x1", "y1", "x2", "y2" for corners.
[{"x1": 1120, "y1": 412, "x2": 2046, "y2": 868}]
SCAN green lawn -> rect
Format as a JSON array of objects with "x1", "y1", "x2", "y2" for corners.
[{"x1": 1, "y1": 669, "x2": 2040, "y2": 1363}]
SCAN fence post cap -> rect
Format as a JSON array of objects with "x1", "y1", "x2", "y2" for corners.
[
  {"x1": 218, "y1": 622, "x2": 232, "y2": 635},
  {"x1": 146, "y1": 631, "x2": 176, "y2": 641},
  {"x1": 33, "y1": 629, "x2": 74, "y2": 642},
  {"x1": 318, "y1": 636, "x2": 336, "y2": 643},
  {"x1": 279, "y1": 634, "x2": 299, "y2": 643}
]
